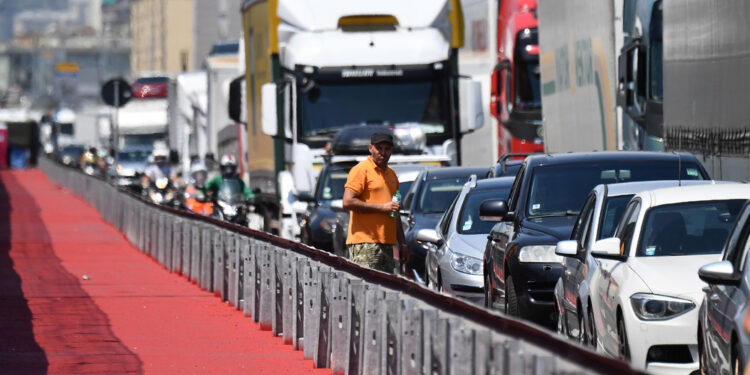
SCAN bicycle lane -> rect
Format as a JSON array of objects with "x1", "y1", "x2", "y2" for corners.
[{"x1": 0, "y1": 169, "x2": 330, "y2": 375}]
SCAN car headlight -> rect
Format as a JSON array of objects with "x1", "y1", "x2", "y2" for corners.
[
  {"x1": 222, "y1": 205, "x2": 237, "y2": 217},
  {"x1": 449, "y1": 251, "x2": 482, "y2": 275},
  {"x1": 164, "y1": 191, "x2": 174, "y2": 202},
  {"x1": 630, "y1": 293, "x2": 695, "y2": 320},
  {"x1": 517, "y1": 245, "x2": 562, "y2": 263}
]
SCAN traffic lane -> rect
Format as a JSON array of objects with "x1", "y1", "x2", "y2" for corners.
[{"x1": 3, "y1": 169, "x2": 329, "y2": 374}]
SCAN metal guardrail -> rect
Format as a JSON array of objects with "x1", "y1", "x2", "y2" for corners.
[{"x1": 39, "y1": 157, "x2": 642, "y2": 375}]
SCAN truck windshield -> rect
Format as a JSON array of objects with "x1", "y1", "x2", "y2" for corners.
[
  {"x1": 526, "y1": 161, "x2": 706, "y2": 218},
  {"x1": 298, "y1": 78, "x2": 449, "y2": 140}
]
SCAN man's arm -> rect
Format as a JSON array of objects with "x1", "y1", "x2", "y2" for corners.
[{"x1": 342, "y1": 188, "x2": 398, "y2": 214}]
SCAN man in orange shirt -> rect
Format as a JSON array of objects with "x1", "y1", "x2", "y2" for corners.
[{"x1": 343, "y1": 132, "x2": 409, "y2": 273}]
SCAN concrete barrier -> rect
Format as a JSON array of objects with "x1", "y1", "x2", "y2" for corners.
[{"x1": 39, "y1": 157, "x2": 643, "y2": 375}]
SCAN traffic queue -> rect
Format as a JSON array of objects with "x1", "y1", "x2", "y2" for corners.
[{"x1": 55, "y1": 125, "x2": 749, "y2": 375}]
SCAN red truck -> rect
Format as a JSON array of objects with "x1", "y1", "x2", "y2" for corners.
[{"x1": 490, "y1": 0, "x2": 544, "y2": 156}]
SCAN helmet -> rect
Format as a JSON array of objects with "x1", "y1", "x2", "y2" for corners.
[
  {"x1": 152, "y1": 147, "x2": 169, "y2": 163},
  {"x1": 189, "y1": 162, "x2": 208, "y2": 188},
  {"x1": 220, "y1": 154, "x2": 237, "y2": 177}
]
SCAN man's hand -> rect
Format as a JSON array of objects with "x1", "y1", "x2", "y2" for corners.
[{"x1": 382, "y1": 201, "x2": 400, "y2": 214}]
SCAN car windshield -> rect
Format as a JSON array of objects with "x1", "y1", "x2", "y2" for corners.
[
  {"x1": 218, "y1": 179, "x2": 245, "y2": 205},
  {"x1": 298, "y1": 78, "x2": 449, "y2": 138},
  {"x1": 526, "y1": 161, "x2": 706, "y2": 218},
  {"x1": 417, "y1": 178, "x2": 468, "y2": 213},
  {"x1": 119, "y1": 150, "x2": 151, "y2": 162},
  {"x1": 598, "y1": 195, "x2": 634, "y2": 239},
  {"x1": 636, "y1": 199, "x2": 745, "y2": 257},
  {"x1": 318, "y1": 164, "x2": 353, "y2": 201},
  {"x1": 458, "y1": 188, "x2": 511, "y2": 234}
]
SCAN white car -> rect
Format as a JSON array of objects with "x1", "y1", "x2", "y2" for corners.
[
  {"x1": 587, "y1": 183, "x2": 749, "y2": 374},
  {"x1": 554, "y1": 180, "x2": 716, "y2": 346}
]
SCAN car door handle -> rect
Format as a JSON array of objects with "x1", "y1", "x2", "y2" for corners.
[{"x1": 709, "y1": 294, "x2": 721, "y2": 303}]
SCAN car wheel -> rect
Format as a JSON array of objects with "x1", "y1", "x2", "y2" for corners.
[
  {"x1": 505, "y1": 276, "x2": 519, "y2": 317},
  {"x1": 578, "y1": 308, "x2": 588, "y2": 345},
  {"x1": 698, "y1": 327, "x2": 707, "y2": 375},
  {"x1": 556, "y1": 300, "x2": 565, "y2": 335},
  {"x1": 588, "y1": 306, "x2": 597, "y2": 349},
  {"x1": 484, "y1": 272, "x2": 494, "y2": 309},
  {"x1": 617, "y1": 316, "x2": 630, "y2": 361},
  {"x1": 733, "y1": 340, "x2": 743, "y2": 375}
]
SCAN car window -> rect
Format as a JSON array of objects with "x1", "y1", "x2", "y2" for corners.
[
  {"x1": 417, "y1": 177, "x2": 468, "y2": 213},
  {"x1": 317, "y1": 164, "x2": 353, "y2": 201},
  {"x1": 636, "y1": 199, "x2": 744, "y2": 257},
  {"x1": 439, "y1": 196, "x2": 459, "y2": 236},
  {"x1": 402, "y1": 173, "x2": 422, "y2": 209},
  {"x1": 616, "y1": 199, "x2": 641, "y2": 256},
  {"x1": 457, "y1": 188, "x2": 511, "y2": 235},
  {"x1": 525, "y1": 161, "x2": 706, "y2": 218},
  {"x1": 507, "y1": 164, "x2": 525, "y2": 211},
  {"x1": 571, "y1": 193, "x2": 595, "y2": 242},
  {"x1": 598, "y1": 195, "x2": 634, "y2": 240},
  {"x1": 723, "y1": 204, "x2": 750, "y2": 269}
]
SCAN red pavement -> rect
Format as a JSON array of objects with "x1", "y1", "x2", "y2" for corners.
[{"x1": 0, "y1": 169, "x2": 331, "y2": 375}]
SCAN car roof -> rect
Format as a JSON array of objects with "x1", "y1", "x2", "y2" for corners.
[
  {"x1": 638, "y1": 183, "x2": 750, "y2": 207},
  {"x1": 526, "y1": 151, "x2": 702, "y2": 167},
  {"x1": 422, "y1": 166, "x2": 487, "y2": 180},
  {"x1": 600, "y1": 180, "x2": 718, "y2": 197},
  {"x1": 472, "y1": 176, "x2": 515, "y2": 191}
]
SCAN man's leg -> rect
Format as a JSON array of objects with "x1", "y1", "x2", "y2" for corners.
[{"x1": 348, "y1": 243, "x2": 396, "y2": 274}]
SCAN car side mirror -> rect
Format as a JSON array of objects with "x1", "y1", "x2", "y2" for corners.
[
  {"x1": 416, "y1": 228, "x2": 443, "y2": 247},
  {"x1": 479, "y1": 199, "x2": 509, "y2": 222},
  {"x1": 699, "y1": 260, "x2": 741, "y2": 286},
  {"x1": 555, "y1": 240, "x2": 578, "y2": 257},
  {"x1": 590, "y1": 237, "x2": 624, "y2": 259}
]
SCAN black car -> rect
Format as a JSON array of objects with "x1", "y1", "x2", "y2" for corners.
[
  {"x1": 479, "y1": 151, "x2": 711, "y2": 328},
  {"x1": 299, "y1": 161, "x2": 356, "y2": 252},
  {"x1": 487, "y1": 152, "x2": 539, "y2": 178},
  {"x1": 401, "y1": 167, "x2": 488, "y2": 278}
]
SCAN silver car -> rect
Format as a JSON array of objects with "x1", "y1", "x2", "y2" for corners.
[
  {"x1": 698, "y1": 201, "x2": 750, "y2": 375},
  {"x1": 418, "y1": 175, "x2": 514, "y2": 304},
  {"x1": 554, "y1": 180, "x2": 717, "y2": 346}
]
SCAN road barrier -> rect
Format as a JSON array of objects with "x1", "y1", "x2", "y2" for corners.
[{"x1": 40, "y1": 158, "x2": 642, "y2": 375}]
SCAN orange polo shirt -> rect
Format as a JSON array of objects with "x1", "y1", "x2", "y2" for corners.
[{"x1": 345, "y1": 157, "x2": 400, "y2": 245}]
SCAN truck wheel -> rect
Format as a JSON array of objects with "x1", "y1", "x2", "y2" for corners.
[{"x1": 505, "y1": 276, "x2": 519, "y2": 317}]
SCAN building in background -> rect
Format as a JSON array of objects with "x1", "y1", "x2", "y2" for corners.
[{"x1": 130, "y1": 0, "x2": 242, "y2": 75}]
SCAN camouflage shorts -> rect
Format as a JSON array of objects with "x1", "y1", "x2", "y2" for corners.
[{"x1": 348, "y1": 243, "x2": 396, "y2": 274}]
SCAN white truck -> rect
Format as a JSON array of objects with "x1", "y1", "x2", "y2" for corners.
[
  {"x1": 537, "y1": 0, "x2": 750, "y2": 181},
  {"x1": 234, "y1": 0, "x2": 485, "y2": 238},
  {"x1": 117, "y1": 98, "x2": 170, "y2": 149}
]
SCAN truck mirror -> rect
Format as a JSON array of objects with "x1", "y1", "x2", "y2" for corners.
[
  {"x1": 291, "y1": 143, "x2": 314, "y2": 193},
  {"x1": 261, "y1": 83, "x2": 278, "y2": 137},
  {"x1": 459, "y1": 78, "x2": 484, "y2": 133}
]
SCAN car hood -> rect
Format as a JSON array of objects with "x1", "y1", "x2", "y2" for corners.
[
  {"x1": 628, "y1": 254, "x2": 722, "y2": 302},
  {"x1": 448, "y1": 234, "x2": 488, "y2": 259},
  {"x1": 521, "y1": 216, "x2": 577, "y2": 242}
]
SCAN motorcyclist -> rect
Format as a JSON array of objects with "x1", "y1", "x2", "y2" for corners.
[
  {"x1": 205, "y1": 154, "x2": 254, "y2": 200},
  {"x1": 184, "y1": 162, "x2": 213, "y2": 215},
  {"x1": 142, "y1": 147, "x2": 177, "y2": 187}
]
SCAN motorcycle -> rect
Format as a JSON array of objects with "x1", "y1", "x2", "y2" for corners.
[
  {"x1": 144, "y1": 177, "x2": 181, "y2": 208},
  {"x1": 214, "y1": 179, "x2": 251, "y2": 226}
]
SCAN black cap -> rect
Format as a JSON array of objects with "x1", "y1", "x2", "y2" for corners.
[{"x1": 370, "y1": 132, "x2": 394, "y2": 145}]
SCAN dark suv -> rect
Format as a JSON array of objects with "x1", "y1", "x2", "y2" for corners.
[{"x1": 479, "y1": 151, "x2": 710, "y2": 328}]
